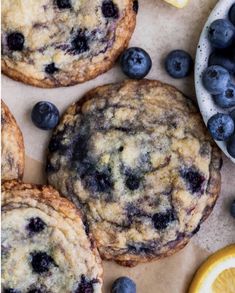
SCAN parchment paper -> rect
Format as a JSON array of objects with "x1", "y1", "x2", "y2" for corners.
[{"x1": 2, "y1": 0, "x2": 235, "y2": 292}]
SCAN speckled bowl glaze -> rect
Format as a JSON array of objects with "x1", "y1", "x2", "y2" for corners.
[{"x1": 195, "y1": 0, "x2": 235, "y2": 163}]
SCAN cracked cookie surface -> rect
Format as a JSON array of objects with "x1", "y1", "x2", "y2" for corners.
[
  {"x1": 2, "y1": 180, "x2": 103, "y2": 292},
  {"x1": 47, "y1": 79, "x2": 222, "y2": 266},
  {"x1": 1, "y1": 0, "x2": 136, "y2": 87},
  {"x1": 1, "y1": 101, "x2": 24, "y2": 181}
]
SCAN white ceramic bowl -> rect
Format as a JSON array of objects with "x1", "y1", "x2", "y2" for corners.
[{"x1": 195, "y1": 0, "x2": 235, "y2": 163}]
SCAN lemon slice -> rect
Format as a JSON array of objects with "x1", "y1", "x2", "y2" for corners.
[
  {"x1": 189, "y1": 245, "x2": 235, "y2": 293},
  {"x1": 163, "y1": 0, "x2": 189, "y2": 8}
]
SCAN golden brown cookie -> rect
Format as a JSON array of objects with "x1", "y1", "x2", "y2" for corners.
[
  {"x1": 1, "y1": 100, "x2": 24, "y2": 181},
  {"x1": 47, "y1": 79, "x2": 222, "y2": 266},
  {"x1": 2, "y1": 180, "x2": 103, "y2": 292},
  {"x1": 2, "y1": 0, "x2": 137, "y2": 88}
]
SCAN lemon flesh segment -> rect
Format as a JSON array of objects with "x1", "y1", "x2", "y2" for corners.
[
  {"x1": 212, "y1": 268, "x2": 235, "y2": 293},
  {"x1": 189, "y1": 245, "x2": 235, "y2": 293},
  {"x1": 163, "y1": 0, "x2": 189, "y2": 8}
]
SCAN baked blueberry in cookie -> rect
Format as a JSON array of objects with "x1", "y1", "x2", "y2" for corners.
[
  {"x1": 1, "y1": 101, "x2": 24, "y2": 181},
  {"x1": 2, "y1": 181, "x2": 103, "y2": 292},
  {"x1": 47, "y1": 80, "x2": 222, "y2": 266},
  {"x1": 1, "y1": 0, "x2": 136, "y2": 87}
]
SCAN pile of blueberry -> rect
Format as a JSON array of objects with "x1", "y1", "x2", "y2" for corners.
[{"x1": 202, "y1": 4, "x2": 235, "y2": 158}]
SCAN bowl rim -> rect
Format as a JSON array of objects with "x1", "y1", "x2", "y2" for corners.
[{"x1": 195, "y1": 0, "x2": 235, "y2": 163}]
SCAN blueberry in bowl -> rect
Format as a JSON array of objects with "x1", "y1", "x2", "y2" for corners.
[
  {"x1": 207, "y1": 113, "x2": 234, "y2": 141},
  {"x1": 208, "y1": 19, "x2": 234, "y2": 49},
  {"x1": 213, "y1": 83, "x2": 235, "y2": 108}
]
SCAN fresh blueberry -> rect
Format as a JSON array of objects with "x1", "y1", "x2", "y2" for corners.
[
  {"x1": 31, "y1": 101, "x2": 59, "y2": 130},
  {"x1": 165, "y1": 50, "x2": 193, "y2": 79},
  {"x1": 208, "y1": 19, "x2": 234, "y2": 49},
  {"x1": 45, "y1": 63, "x2": 58, "y2": 74},
  {"x1": 125, "y1": 174, "x2": 140, "y2": 191},
  {"x1": 152, "y1": 210, "x2": 176, "y2": 230},
  {"x1": 181, "y1": 168, "x2": 205, "y2": 193},
  {"x1": 120, "y1": 47, "x2": 152, "y2": 79},
  {"x1": 229, "y1": 4, "x2": 235, "y2": 26},
  {"x1": 213, "y1": 83, "x2": 235, "y2": 108},
  {"x1": 227, "y1": 134, "x2": 235, "y2": 158},
  {"x1": 30, "y1": 252, "x2": 54, "y2": 274},
  {"x1": 7, "y1": 32, "x2": 25, "y2": 51},
  {"x1": 26, "y1": 217, "x2": 46, "y2": 234},
  {"x1": 72, "y1": 31, "x2": 89, "y2": 54},
  {"x1": 202, "y1": 65, "x2": 230, "y2": 95},
  {"x1": 208, "y1": 51, "x2": 235, "y2": 74},
  {"x1": 4, "y1": 289, "x2": 21, "y2": 293},
  {"x1": 230, "y1": 199, "x2": 235, "y2": 218},
  {"x1": 102, "y1": 1, "x2": 119, "y2": 18},
  {"x1": 133, "y1": 0, "x2": 139, "y2": 13},
  {"x1": 111, "y1": 277, "x2": 136, "y2": 293},
  {"x1": 56, "y1": 0, "x2": 71, "y2": 9},
  {"x1": 207, "y1": 113, "x2": 234, "y2": 141}
]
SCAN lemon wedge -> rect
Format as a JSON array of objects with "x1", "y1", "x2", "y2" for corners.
[
  {"x1": 189, "y1": 245, "x2": 235, "y2": 293},
  {"x1": 163, "y1": 0, "x2": 189, "y2": 8}
]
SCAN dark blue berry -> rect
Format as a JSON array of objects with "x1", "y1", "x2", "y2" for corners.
[
  {"x1": 31, "y1": 101, "x2": 59, "y2": 130},
  {"x1": 85, "y1": 170, "x2": 113, "y2": 193},
  {"x1": 208, "y1": 19, "x2": 234, "y2": 49},
  {"x1": 4, "y1": 289, "x2": 21, "y2": 293},
  {"x1": 165, "y1": 50, "x2": 193, "y2": 79},
  {"x1": 102, "y1": 1, "x2": 119, "y2": 18},
  {"x1": 111, "y1": 277, "x2": 136, "y2": 293},
  {"x1": 230, "y1": 109, "x2": 235, "y2": 122},
  {"x1": 202, "y1": 65, "x2": 230, "y2": 95},
  {"x1": 229, "y1": 4, "x2": 235, "y2": 26},
  {"x1": 230, "y1": 199, "x2": 235, "y2": 218},
  {"x1": 30, "y1": 252, "x2": 54, "y2": 274},
  {"x1": 213, "y1": 83, "x2": 235, "y2": 108},
  {"x1": 7, "y1": 32, "x2": 24, "y2": 51},
  {"x1": 181, "y1": 168, "x2": 205, "y2": 193},
  {"x1": 152, "y1": 210, "x2": 176, "y2": 230},
  {"x1": 120, "y1": 47, "x2": 152, "y2": 79},
  {"x1": 133, "y1": 0, "x2": 139, "y2": 13},
  {"x1": 227, "y1": 134, "x2": 235, "y2": 158},
  {"x1": 208, "y1": 51, "x2": 235, "y2": 74},
  {"x1": 125, "y1": 174, "x2": 140, "y2": 191},
  {"x1": 45, "y1": 63, "x2": 58, "y2": 74},
  {"x1": 26, "y1": 217, "x2": 46, "y2": 234},
  {"x1": 75, "y1": 275, "x2": 96, "y2": 293},
  {"x1": 56, "y1": 0, "x2": 71, "y2": 9},
  {"x1": 207, "y1": 113, "x2": 234, "y2": 141},
  {"x1": 72, "y1": 31, "x2": 89, "y2": 54}
]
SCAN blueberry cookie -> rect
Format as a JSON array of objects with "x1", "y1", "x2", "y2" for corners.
[
  {"x1": 1, "y1": 0, "x2": 137, "y2": 88},
  {"x1": 47, "y1": 80, "x2": 222, "y2": 266},
  {"x1": 1, "y1": 101, "x2": 24, "y2": 181},
  {"x1": 2, "y1": 180, "x2": 103, "y2": 292}
]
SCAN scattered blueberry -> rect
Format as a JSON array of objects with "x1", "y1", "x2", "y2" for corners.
[
  {"x1": 202, "y1": 65, "x2": 230, "y2": 95},
  {"x1": 208, "y1": 51, "x2": 235, "y2": 74},
  {"x1": 31, "y1": 101, "x2": 59, "y2": 130},
  {"x1": 7, "y1": 32, "x2": 25, "y2": 51},
  {"x1": 152, "y1": 210, "x2": 175, "y2": 230},
  {"x1": 213, "y1": 83, "x2": 235, "y2": 108},
  {"x1": 227, "y1": 134, "x2": 235, "y2": 158},
  {"x1": 72, "y1": 31, "x2": 89, "y2": 54},
  {"x1": 230, "y1": 199, "x2": 235, "y2": 218},
  {"x1": 45, "y1": 63, "x2": 59, "y2": 74},
  {"x1": 181, "y1": 168, "x2": 205, "y2": 193},
  {"x1": 133, "y1": 0, "x2": 139, "y2": 13},
  {"x1": 111, "y1": 277, "x2": 136, "y2": 293},
  {"x1": 208, "y1": 19, "x2": 234, "y2": 49},
  {"x1": 56, "y1": 0, "x2": 71, "y2": 9},
  {"x1": 125, "y1": 174, "x2": 140, "y2": 191},
  {"x1": 26, "y1": 217, "x2": 46, "y2": 234},
  {"x1": 165, "y1": 50, "x2": 193, "y2": 79},
  {"x1": 4, "y1": 289, "x2": 21, "y2": 293},
  {"x1": 207, "y1": 113, "x2": 234, "y2": 141},
  {"x1": 229, "y1": 4, "x2": 235, "y2": 26},
  {"x1": 120, "y1": 47, "x2": 152, "y2": 79},
  {"x1": 102, "y1": 0, "x2": 119, "y2": 18},
  {"x1": 30, "y1": 252, "x2": 54, "y2": 274}
]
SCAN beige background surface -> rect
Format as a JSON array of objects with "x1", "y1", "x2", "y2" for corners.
[{"x1": 2, "y1": 0, "x2": 235, "y2": 292}]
